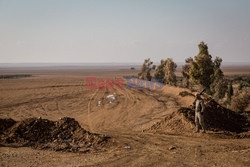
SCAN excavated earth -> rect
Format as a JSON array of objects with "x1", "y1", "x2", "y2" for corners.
[
  {"x1": 0, "y1": 117, "x2": 110, "y2": 153},
  {"x1": 148, "y1": 98, "x2": 250, "y2": 138}
]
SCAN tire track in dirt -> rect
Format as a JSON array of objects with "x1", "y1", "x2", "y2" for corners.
[
  {"x1": 87, "y1": 89, "x2": 100, "y2": 132},
  {"x1": 130, "y1": 88, "x2": 180, "y2": 131},
  {"x1": 85, "y1": 82, "x2": 182, "y2": 133},
  {"x1": 0, "y1": 93, "x2": 84, "y2": 110},
  {"x1": 85, "y1": 83, "x2": 138, "y2": 132},
  {"x1": 0, "y1": 84, "x2": 84, "y2": 91},
  {"x1": 94, "y1": 88, "x2": 112, "y2": 132},
  {"x1": 112, "y1": 84, "x2": 134, "y2": 124}
]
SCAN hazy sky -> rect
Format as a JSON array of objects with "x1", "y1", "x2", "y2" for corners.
[{"x1": 0, "y1": 0, "x2": 250, "y2": 63}]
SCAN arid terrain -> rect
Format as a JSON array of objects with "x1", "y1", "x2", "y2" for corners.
[{"x1": 0, "y1": 65, "x2": 250, "y2": 167}]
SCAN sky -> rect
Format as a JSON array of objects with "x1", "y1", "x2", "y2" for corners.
[{"x1": 0, "y1": 0, "x2": 250, "y2": 63}]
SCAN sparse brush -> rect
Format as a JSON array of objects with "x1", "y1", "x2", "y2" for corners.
[{"x1": 231, "y1": 87, "x2": 250, "y2": 112}]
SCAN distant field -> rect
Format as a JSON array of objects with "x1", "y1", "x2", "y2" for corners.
[
  {"x1": 0, "y1": 64, "x2": 249, "y2": 76},
  {"x1": 0, "y1": 74, "x2": 32, "y2": 79}
]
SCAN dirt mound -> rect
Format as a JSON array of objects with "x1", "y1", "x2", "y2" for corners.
[
  {"x1": 148, "y1": 111, "x2": 195, "y2": 134},
  {"x1": 148, "y1": 99, "x2": 249, "y2": 135},
  {"x1": 0, "y1": 118, "x2": 16, "y2": 134},
  {"x1": 0, "y1": 117, "x2": 110, "y2": 152},
  {"x1": 207, "y1": 99, "x2": 249, "y2": 132}
]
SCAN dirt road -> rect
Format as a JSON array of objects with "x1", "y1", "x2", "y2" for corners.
[{"x1": 1, "y1": 132, "x2": 249, "y2": 167}]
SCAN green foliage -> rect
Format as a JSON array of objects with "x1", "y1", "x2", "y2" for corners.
[
  {"x1": 226, "y1": 81, "x2": 234, "y2": 105},
  {"x1": 213, "y1": 56, "x2": 222, "y2": 69},
  {"x1": 154, "y1": 59, "x2": 167, "y2": 81},
  {"x1": 238, "y1": 82, "x2": 243, "y2": 90},
  {"x1": 189, "y1": 42, "x2": 214, "y2": 90},
  {"x1": 211, "y1": 57, "x2": 224, "y2": 82},
  {"x1": 154, "y1": 58, "x2": 177, "y2": 85},
  {"x1": 198, "y1": 41, "x2": 209, "y2": 55},
  {"x1": 181, "y1": 57, "x2": 193, "y2": 88},
  {"x1": 231, "y1": 87, "x2": 250, "y2": 112},
  {"x1": 210, "y1": 56, "x2": 227, "y2": 99},
  {"x1": 164, "y1": 58, "x2": 177, "y2": 86},
  {"x1": 232, "y1": 75, "x2": 250, "y2": 84},
  {"x1": 138, "y1": 58, "x2": 154, "y2": 81},
  {"x1": 238, "y1": 81, "x2": 249, "y2": 90},
  {"x1": 212, "y1": 78, "x2": 228, "y2": 101},
  {"x1": 189, "y1": 42, "x2": 227, "y2": 100}
]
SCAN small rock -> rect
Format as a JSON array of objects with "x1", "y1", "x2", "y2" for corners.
[
  {"x1": 98, "y1": 101, "x2": 101, "y2": 106},
  {"x1": 124, "y1": 145, "x2": 131, "y2": 149},
  {"x1": 169, "y1": 146, "x2": 176, "y2": 150}
]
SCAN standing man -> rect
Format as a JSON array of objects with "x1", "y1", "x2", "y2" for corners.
[{"x1": 194, "y1": 93, "x2": 206, "y2": 133}]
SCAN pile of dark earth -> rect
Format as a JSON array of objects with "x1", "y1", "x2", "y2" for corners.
[
  {"x1": 0, "y1": 117, "x2": 110, "y2": 153},
  {"x1": 148, "y1": 98, "x2": 249, "y2": 138},
  {"x1": 178, "y1": 99, "x2": 249, "y2": 135}
]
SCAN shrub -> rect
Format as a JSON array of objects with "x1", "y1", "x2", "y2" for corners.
[{"x1": 231, "y1": 87, "x2": 250, "y2": 112}]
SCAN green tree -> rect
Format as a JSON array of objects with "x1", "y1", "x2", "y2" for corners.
[
  {"x1": 164, "y1": 58, "x2": 177, "y2": 85},
  {"x1": 212, "y1": 57, "x2": 224, "y2": 81},
  {"x1": 154, "y1": 59, "x2": 167, "y2": 81},
  {"x1": 138, "y1": 58, "x2": 154, "y2": 80},
  {"x1": 212, "y1": 78, "x2": 228, "y2": 101},
  {"x1": 182, "y1": 57, "x2": 193, "y2": 88},
  {"x1": 210, "y1": 56, "x2": 228, "y2": 100},
  {"x1": 189, "y1": 42, "x2": 216, "y2": 91},
  {"x1": 189, "y1": 42, "x2": 227, "y2": 99}
]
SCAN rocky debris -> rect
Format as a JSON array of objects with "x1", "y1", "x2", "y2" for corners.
[
  {"x1": 0, "y1": 117, "x2": 110, "y2": 153},
  {"x1": 97, "y1": 93, "x2": 118, "y2": 107},
  {"x1": 148, "y1": 98, "x2": 249, "y2": 135},
  {"x1": 106, "y1": 94, "x2": 116, "y2": 104}
]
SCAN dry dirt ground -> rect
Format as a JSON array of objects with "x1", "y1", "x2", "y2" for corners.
[{"x1": 0, "y1": 66, "x2": 250, "y2": 167}]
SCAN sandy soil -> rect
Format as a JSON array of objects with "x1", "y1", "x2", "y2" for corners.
[{"x1": 0, "y1": 67, "x2": 249, "y2": 166}]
